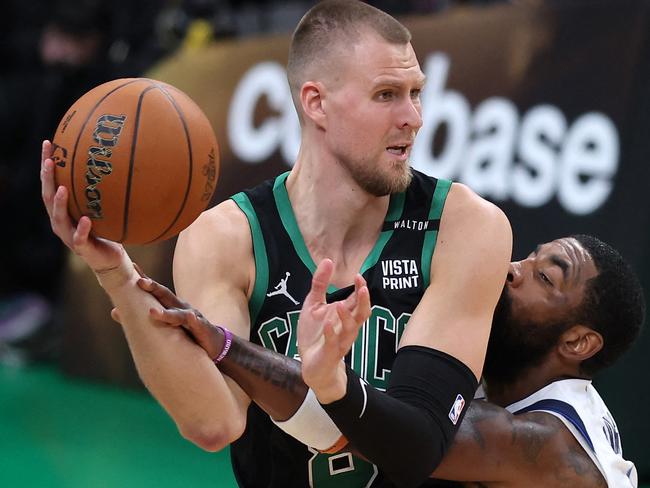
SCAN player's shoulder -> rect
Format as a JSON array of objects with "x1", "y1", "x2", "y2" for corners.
[
  {"x1": 173, "y1": 199, "x2": 255, "y2": 295},
  {"x1": 184, "y1": 199, "x2": 251, "y2": 244},
  {"x1": 175, "y1": 199, "x2": 253, "y2": 263},
  {"x1": 446, "y1": 182, "x2": 509, "y2": 227},
  {"x1": 441, "y1": 182, "x2": 512, "y2": 257}
]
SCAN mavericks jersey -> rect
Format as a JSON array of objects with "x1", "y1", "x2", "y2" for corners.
[
  {"x1": 229, "y1": 170, "x2": 451, "y2": 488},
  {"x1": 507, "y1": 379, "x2": 638, "y2": 487}
]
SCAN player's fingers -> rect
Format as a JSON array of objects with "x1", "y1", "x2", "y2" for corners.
[
  {"x1": 40, "y1": 142, "x2": 56, "y2": 216},
  {"x1": 341, "y1": 274, "x2": 367, "y2": 311},
  {"x1": 322, "y1": 319, "x2": 339, "y2": 348},
  {"x1": 352, "y1": 285, "x2": 371, "y2": 324},
  {"x1": 185, "y1": 312, "x2": 214, "y2": 339},
  {"x1": 354, "y1": 274, "x2": 367, "y2": 292},
  {"x1": 185, "y1": 311, "x2": 202, "y2": 330},
  {"x1": 71, "y1": 216, "x2": 93, "y2": 251},
  {"x1": 148, "y1": 307, "x2": 190, "y2": 326},
  {"x1": 138, "y1": 278, "x2": 186, "y2": 309},
  {"x1": 51, "y1": 186, "x2": 77, "y2": 247},
  {"x1": 110, "y1": 307, "x2": 122, "y2": 324},
  {"x1": 305, "y1": 259, "x2": 334, "y2": 307},
  {"x1": 41, "y1": 140, "x2": 53, "y2": 164},
  {"x1": 341, "y1": 286, "x2": 357, "y2": 310},
  {"x1": 336, "y1": 303, "x2": 361, "y2": 352}
]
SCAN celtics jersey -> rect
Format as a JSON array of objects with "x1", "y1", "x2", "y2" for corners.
[{"x1": 229, "y1": 170, "x2": 451, "y2": 488}]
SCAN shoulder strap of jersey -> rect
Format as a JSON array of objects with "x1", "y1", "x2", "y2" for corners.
[
  {"x1": 421, "y1": 177, "x2": 452, "y2": 288},
  {"x1": 231, "y1": 190, "x2": 269, "y2": 325}
]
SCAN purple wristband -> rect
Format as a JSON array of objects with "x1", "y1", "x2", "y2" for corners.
[{"x1": 213, "y1": 326, "x2": 233, "y2": 364}]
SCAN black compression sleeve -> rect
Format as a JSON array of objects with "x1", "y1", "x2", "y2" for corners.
[{"x1": 321, "y1": 346, "x2": 478, "y2": 488}]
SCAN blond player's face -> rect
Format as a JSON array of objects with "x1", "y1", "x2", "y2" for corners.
[{"x1": 324, "y1": 33, "x2": 425, "y2": 196}]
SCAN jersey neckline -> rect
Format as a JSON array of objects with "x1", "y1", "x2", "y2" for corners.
[{"x1": 272, "y1": 171, "x2": 405, "y2": 292}]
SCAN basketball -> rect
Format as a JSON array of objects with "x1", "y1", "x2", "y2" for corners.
[{"x1": 51, "y1": 78, "x2": 219, "y2": 245}]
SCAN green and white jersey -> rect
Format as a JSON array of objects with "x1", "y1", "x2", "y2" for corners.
[{"x1": 230, "y1": 170, "x2": 451, "y2": 488}]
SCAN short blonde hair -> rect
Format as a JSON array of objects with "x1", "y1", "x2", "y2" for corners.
[{"x1": 287, "y1": 0, "x2": 411, "y2": 107}]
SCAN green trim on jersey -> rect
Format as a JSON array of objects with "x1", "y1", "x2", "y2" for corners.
[
  {"x1": 232, "y1": 192, "x2": 269, "y2": 325},
  {"x1": 272, "y1": 173, "x2": 337, "y2": 291},
  {"x1": 359, "y1": 191, "x2": 405, "y2": 275},
  {"x1": 422, "y1": 179, "x2": 452, "y2": 289},
  {"x1": 272, "y1": 172, "x2": 406, "y2": 291}
]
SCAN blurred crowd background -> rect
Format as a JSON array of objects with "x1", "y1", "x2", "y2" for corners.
[{"x1": 2, "y1": 0, "x2": 649, "y2": 486}]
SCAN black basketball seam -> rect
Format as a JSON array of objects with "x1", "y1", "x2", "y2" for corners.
[
  {"x1": 68, "y1": 78, "x2": 141, "y2": 219},
  {"x1": 143, "y1": 82, "x2": 194, "y2": 244},
  {"x1": 120, "y1": 82, "x2": 157, "y2": 242}
]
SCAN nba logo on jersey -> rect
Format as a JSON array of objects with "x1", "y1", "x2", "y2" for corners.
[{"x1": 448, "y1": 394, "x2": 466, "y2": 425}]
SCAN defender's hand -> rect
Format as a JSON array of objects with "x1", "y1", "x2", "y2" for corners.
[{"x1": 115, "y1": 270, "x2": 225, "y2": 358}]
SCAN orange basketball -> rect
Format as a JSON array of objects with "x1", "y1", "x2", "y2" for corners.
[{"x1": 52, "y1": 78, "x2": 219, "y2": 245}]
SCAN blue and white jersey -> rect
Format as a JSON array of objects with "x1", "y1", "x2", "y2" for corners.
[{"x1": 506, "y1": 379, "x2": 637, "y2": 487}]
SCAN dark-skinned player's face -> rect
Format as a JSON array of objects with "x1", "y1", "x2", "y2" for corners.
[{"x1": 484, "y1": 237, "x2": 598, "y2": 383}]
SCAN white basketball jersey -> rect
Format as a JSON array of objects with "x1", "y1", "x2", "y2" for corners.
[{"x1": 506, "y1": 379, "x2": 637, "y2": 487}]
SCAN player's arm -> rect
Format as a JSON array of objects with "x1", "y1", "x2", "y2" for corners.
[
  {"x1": 432, "y1": 401, "x2": 607, "y2": 487},
  {"x1": 126, "y1": 260, "x2": 370, "y2": 451},
  {"x1": 399, "y1": 182, "x2": 512, "y2": 379},
  {"x1": 41, "y1": 140, "x2": 252, "y2": 451},
  {"x1": 307, "y1": 183, "x2": 512, "y2": 487},
  {"x1": 98, "y1": 203, "x2": 255, "y2": 452},
  {"x1": 166, "y1": 201, "x2": 257, "y2": 449}
]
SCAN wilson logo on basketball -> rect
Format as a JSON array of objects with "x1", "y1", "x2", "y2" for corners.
[{"x1": 85, "y1": 114, "x2": 127, "y2": 219}]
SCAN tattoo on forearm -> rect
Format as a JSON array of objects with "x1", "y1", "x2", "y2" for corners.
[{"x1": 224, "y1": 340, "x2": 305, "y2": 395}]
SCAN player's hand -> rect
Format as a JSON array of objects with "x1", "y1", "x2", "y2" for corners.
[
  {"x1": 115, "y1": 268, "x2": 225, "y2": 358},
  {"x1": 40, "y1": 140, "x2": 126, "y2": 276},
  {"x1": 297, "y1": 259, "x2": 370, "y2": 403}
]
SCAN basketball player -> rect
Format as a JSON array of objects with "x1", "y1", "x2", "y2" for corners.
[
  {"x1": 40, "y1": 1, "x2": 511, "y2": 486},
  {"x1": 127, "y1": 235, "x2": 644, "y2": 487}
]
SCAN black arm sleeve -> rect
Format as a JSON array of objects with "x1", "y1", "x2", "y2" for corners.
[{"x1": 321, "y1": 345, "x2": 478, "y2": 488}]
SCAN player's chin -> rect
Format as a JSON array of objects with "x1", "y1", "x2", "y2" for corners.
[
  {"x1": 386, "y1": 160, "x2": 413, "y2": 193},
  {"x1": 390, "y1": 156, "x2": 412, "y2": 173}
]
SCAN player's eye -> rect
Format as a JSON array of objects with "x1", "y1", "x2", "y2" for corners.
[
  {"x1": 377, "y1": 90, "x2": 394, "y2": 101},
  {"x1": 539, "y1": 271, "x2": 552, "y2": 286},
  {"x1": 410, "y1": 89, "x2": 421, "y2": 100}
]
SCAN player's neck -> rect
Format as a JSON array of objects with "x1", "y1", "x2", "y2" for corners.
[
  {"x1": 485, "y1": 362, "x2": 572, "y2": 407},
  {"x1": 287, "y1": 152, "x2": 390, "y2": 283}
]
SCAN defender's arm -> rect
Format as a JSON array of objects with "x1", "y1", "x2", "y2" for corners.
[{"x1": 432, "y1": 401, "x2": 607, "y2": 487}]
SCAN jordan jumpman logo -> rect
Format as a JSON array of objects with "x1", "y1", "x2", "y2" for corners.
[{"x1": 267, "y1": 272, "x2": 300, "y2": 305}]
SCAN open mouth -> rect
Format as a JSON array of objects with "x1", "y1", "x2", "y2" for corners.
[{"x1": 387, "y1": 145, "x2": 408, "y2": 156}]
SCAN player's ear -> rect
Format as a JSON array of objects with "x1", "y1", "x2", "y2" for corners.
[
  {"x1": 300, "y1": 81, "x2": 327, "y2": 129},
  {"x1": 558, "y1": 325, "x2": 603, "y2": 362}
]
